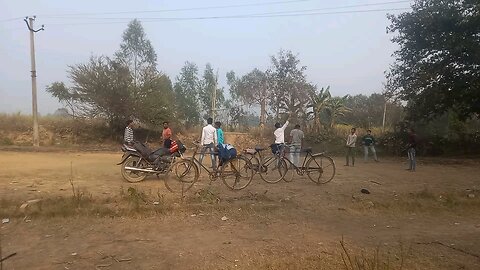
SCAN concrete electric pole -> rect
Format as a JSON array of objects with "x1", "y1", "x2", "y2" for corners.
[{"x1": 24, "y1": 16, "x2": 44, "y2": 147}]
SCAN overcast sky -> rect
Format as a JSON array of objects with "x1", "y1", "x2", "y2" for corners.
[{"x1": 0, "y1": 0, "x2": 410, "y2": 115}]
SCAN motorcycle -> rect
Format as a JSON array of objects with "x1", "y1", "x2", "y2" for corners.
[{"x1": 117, "y1": 141, "x2": 199, "y2": 193}]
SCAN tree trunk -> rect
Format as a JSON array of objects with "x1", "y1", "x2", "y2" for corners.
[{"x1": 259, "y1": 98, "x2": 266, "y2": 129}]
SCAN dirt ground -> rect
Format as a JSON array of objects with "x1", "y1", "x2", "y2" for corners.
[{"x1": 0, "y1": 149, "x2": 479, "y2": 269}]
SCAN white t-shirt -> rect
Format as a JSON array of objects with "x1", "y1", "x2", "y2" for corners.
[
  {"x1": 201, "y1": 124, "x2": 217, "y2": 145},
  {"x1": 274, "y1": 120, "x2": 289, "y2": 144},
  {"x1": 346, "y1": 134, "x2": 357, "y2": 147}
]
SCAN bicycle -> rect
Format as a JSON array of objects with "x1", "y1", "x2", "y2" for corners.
[
  {"x1": 186, "y1": 142, "x2": 254, "y2": 190},
  {"x1": 243, "y1": 144, "x2": 289, "y2": 184},
  {"x1": 281, "y1": 146, "x2": 336, "y2": 184}
]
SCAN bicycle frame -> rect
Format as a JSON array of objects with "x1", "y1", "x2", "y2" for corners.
[
  {"x1": 248, "y1": 144, "x2": 286, "y2": 172},
  {"x1": 189, "y1": 144, "x2": 220, "y2": 178},
  {"x1": 282, "y1": 150, "x2": 313, "y2": 175}
]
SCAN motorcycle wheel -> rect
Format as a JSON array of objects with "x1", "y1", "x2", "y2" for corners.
[{"x1": 121, "y1": 156, "x2": 148, "y2": 183}]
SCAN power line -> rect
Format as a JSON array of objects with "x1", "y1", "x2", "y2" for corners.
[
  {"x1": 39, "y1": 0, "x2": 314, "y2": 17},
  {"x1": 0, "y1": 16, "x2": 24, "y2": 23},
  {"x1": 38, "y1": 1, "x2": 412, "y2": 21},
  {"x1": 42, "y1": 7, "x2": 410, "y2": 27},
  {"x1": 36, "y1": 0, "x2": 411, "y2": 21},
  {"x1": 0, "y1": 0, "x2": 411, "y2": 22}
]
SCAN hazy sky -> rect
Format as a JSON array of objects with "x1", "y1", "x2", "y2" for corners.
[{"x1": 0, "y1": 0, "x2": 410, "y2": 115}]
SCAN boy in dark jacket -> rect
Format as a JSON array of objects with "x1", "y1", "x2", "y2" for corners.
[
  {"x1": 407, "y1": 128, "x2": 417, "y2": 171},
  {"x1": 362, "y1": 130, "x2": 379, "y2": 162}
]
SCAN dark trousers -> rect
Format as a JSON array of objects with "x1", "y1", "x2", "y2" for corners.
[
  {"x1": 346, "y1": 147, "x2": 355, "y2": 166},
  {"x1": 163, "y1": 139, "x2": 172, "y2": 149}
]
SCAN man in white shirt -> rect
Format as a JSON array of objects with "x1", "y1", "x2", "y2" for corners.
[
  {"x1": 272, "y1": 116, "x2": 289, "y2": 154},
  {"x1": 345, "y1": 127, "x2": 357, "y2": 166},
  {"x1": 199, "y1": 117, "x2": 218, "y2": 169}
]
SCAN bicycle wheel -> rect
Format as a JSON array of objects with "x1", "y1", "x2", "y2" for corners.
[
  {"x1": 164, "y1": 159, "x2": 199, "y2": 193},
  {"x1": 121, "y1": 156, "x2": 147, "y2": 183},
  {"x1": 282, "y1": 158, "x2": 297, "y2": 182},
  {"x1": 305, "y1": 155, "x2": 336, "y2": 184},
  {"x1": 221, "y1": 155, "x2": 254, "y2": 190},
  {"x1": 259, "y1": 156, "x2": 288, "y2": 184}
]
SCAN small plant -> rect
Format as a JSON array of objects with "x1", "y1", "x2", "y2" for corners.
[
  {"x1": 0, "y1": 137, "x2": 14, "y2": 146},
  {"x1": 122, "y1": 187, "x2": 148, "y2": 210},
  {"x1": 340, "y1": 237, "x2": 409, "y2": 270},
  {"x1": 190, "y1": 188, "x2": 221, "y2": 204}
]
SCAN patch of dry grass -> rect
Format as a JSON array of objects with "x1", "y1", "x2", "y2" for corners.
[
  {"x1": 197, "y1": 240, "x2": 415, "y2": 270},
  {"x1": 0, "y1": 186, "x2": 294, "y2": 221},
  {"x1": 351, "y1": 188, "x2": 480, "y2": 214}
]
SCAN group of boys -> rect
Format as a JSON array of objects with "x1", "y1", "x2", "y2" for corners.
[
  {"x1": 198, "y1": 117, "x2": 224, "y2": 169},
  {"x1": 345, "y1": 127, "x2": 417, "y2": 171},
  {"x1": 125, "y1": 118, "x2": 417, "y2": 172},
  {"x1": 123, "y1": 120, "x2": 175, "y2": 149}
]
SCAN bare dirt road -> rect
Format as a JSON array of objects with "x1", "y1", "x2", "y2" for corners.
[{"x1": 1, "y1": 150, "x2": 479, "y2": 269}]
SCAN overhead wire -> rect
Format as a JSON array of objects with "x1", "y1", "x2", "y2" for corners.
[
  {"x1": 0, "y1": 0, "x2": 411, "y2": 24},
  {"x1": 39, "y1": 0, "x2": 315, "y2": 17},
  {"x1": 0, "y1": 16, "x2": 24, "y2": 23},
  {"x1": 41, "y1": 0, "x2": 411, "y2": 20},
  {"x1": 39, "y1": 7, "x2": 410, "y2": 27}
]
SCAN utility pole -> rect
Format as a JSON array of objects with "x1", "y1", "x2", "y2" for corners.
[
  {"x1": 382, "y1": 99, "x2": 387, "y2": 132},
  {"x1": 211, "y1": 70, "x2": 219, "y2": 122},
  {"x1": 24, "y1": 16, "x2": 44, "y2": 147}
]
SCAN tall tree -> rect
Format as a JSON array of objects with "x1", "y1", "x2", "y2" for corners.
[
  {"x1": 228, "y1": 69, "x2": 270, "y2": 127},
  {"x1": 174, "y1": 61, "x2": 201, "y2": 127},
  {"x1": 46, "y1": 19, "x2": 174, "y2": 134},
  {"x1": 387, "y1": 0, "x2": 480, "y2": 120},
  {"x1": 115, "y1": 19, "x2": 157, "y2": 88},
  {"x1": 115, "y1": 19, "x2": 174, "y2": 126},
  {"x1": 326, "y1": 95, "x2": 351, "y2": 128},
  {"x1": 199, "y1": 63, "x2": 224, "y2": 119},
  {"x1": 307, "y1": 86, "x2": 331, "y2": 132},
  {"x1": 47, "y1": 56, "x2": 132, "y2": 130},
  {"x1": 268, "y1": 50, "x2": 312, "y2": 122}
]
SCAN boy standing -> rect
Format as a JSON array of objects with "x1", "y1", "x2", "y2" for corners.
[
  {"x1": 162, "y1": 121, "x2": 172, "y2": 148},
  {"x1": 345, "y1": 128, "x2": 357, "y2": 166},
  {"x1": 199, "y1": 117, "x2": 218, "y2": 169},
  {"x1": 362, "y1": 129, "x2": 379, "y2": 162},
  {"x1": 407, "y1": 128, "x2": 417, "y2": 172},
  {"x1": 289, "y1": 124, "x2": 304, "y2": 166},
  {"x1": 273, "y1": 116, "x2": 290, "y2": 155},
  {"x1": 215, "y1": 121, "x2": 224, "y2": 145}
]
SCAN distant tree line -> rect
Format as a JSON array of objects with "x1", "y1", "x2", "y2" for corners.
[{"x1": 46, "y1": 0, "x2": 479, "y2": 154}]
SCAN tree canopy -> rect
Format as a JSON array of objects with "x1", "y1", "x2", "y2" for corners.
[
  {"x1": 47, "y1": 19, "x2": 174, "y2": 132},
  {"x1": 387, "y1": 0, "x2": 480, "y2": 120}
]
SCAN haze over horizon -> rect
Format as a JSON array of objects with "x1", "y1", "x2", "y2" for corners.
[{"x1": 0, "y1": 0, "x2": 410, "y2": 115}]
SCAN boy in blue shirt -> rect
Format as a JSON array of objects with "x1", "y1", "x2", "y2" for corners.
[{"x1": 215, "y1": 121, "x2": 224, "y2": 144}]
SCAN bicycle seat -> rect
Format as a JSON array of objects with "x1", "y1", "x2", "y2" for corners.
[
  {"x1": 255, "y1": 147, "x2": 266, "y2": 152},
  {"x1": 303, "y1": 147, "x2": 313, "y2": 153}
]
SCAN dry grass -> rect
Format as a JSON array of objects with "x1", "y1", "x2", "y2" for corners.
[
  {"x1": 351, "y1": 188, "x2": 480, "y2": 214},
  {"x1": 197, "y1": 240, "x2": 414, "y2": 270},
  {"x1": 0, "y1": 185, "x2": 294, "y2": 221},
  {"x1": 0, "y1": 113, "x2": 111, "y2": 146}
]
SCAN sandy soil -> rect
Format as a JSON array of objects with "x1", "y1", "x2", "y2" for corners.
[{"x1": 1, "y1": 150, "x2": 479, "y2": 269}]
